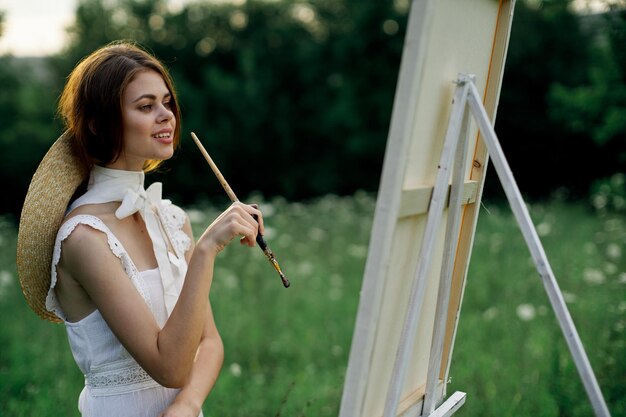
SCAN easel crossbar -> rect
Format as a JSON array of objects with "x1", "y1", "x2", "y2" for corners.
[{"x1": 383, "y1": 74, "x2": 611, "y2": 417}]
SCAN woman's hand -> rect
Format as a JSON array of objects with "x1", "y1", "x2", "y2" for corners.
[
  {"x1": 196, "y1": 202, "x2": 264, "y2": 256},
  {"x1": 158, "y1": 397, "x2": 200, "y2": 417}
]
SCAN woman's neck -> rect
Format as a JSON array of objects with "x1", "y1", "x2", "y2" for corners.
[{"x1": 105, "y1": 155, "x2": 145, "y2": 172}]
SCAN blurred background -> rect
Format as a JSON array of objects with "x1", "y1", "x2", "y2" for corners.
[
  {"x1": 0, "y1": 0, "x2": 623, "y2": 217},
  {"x1": 0, "y1": 0, "x2": 624, "y2": 416}
]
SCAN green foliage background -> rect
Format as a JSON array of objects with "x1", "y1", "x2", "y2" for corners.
[
  {"x1": 495, "y1": 0, "x2": 626, "y2": 202},
  {"x1": 1, "y1": 0, "x2": 625, "y2": 218}
]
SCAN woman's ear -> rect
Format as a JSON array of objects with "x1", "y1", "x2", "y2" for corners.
[{"x1": 88, "y1": 119, "x2": 96, "y2": 134}]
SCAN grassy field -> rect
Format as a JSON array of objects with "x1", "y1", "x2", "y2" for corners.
[{"x1": 0, "y1": 193, "x2": 623, "y2": 416}]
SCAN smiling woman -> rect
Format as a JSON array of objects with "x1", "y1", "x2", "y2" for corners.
[
  {"x1": 56, "y1": 42, "x2": 182, "y2": 175},
  {"x1": 114, "y1": 70, "x2": 177, "y2": 170},
  {"x1": 16, "y1": 41, "x2": 265, "y2": 417}
]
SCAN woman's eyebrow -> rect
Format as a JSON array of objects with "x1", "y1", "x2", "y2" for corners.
[{"x1": 132, "y1": 92, "x2": 171, "y2": 103}]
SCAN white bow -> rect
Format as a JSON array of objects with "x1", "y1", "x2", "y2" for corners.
[{"x1": 115, "y1": 182, "x2": 179, "y2": 315}]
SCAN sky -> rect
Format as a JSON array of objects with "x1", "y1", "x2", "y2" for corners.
[
  {"x1": 0, "y1": 0, "x2": 78, "y2": 56},
  {"x1": 0, "y1": 0, "x2": 187, "y2": 56},
  {"x1": 0, "y1": 0, "x2": 616, "y2": 57}
]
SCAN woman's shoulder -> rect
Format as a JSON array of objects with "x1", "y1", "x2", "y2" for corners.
[
  {"x1": 57, "y1": 205, "x2": 124, "y2": 260},
  {"x1": 57, "y1": 216, "x2": 114, "y2": 259},
  {"x1": 54, "y1": 212, "x2": 133, "y2": 291},
  {"x1": 58, "y1": 214, "x2": 107, "y2": 242},
  {"x1": 49, "y1": 209, "x2": 137, "y2": 322},
  {"x1": 64, "y1": 202, "x2": 119, "y2": 223}
]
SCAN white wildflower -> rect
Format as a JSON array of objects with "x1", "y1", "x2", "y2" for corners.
[
  {"x1": 186, "y1": 208, "x2": 206, "y2": 224},
  {"x1": 489, "y1": 233, "x2": 503, "y2": 254},
  {"x1": 277, "y1": 233, "x2": 293, "y2": 247},
  {"x1": 229, "y1": 363, "x2": 242, "y2": 377},
  {"x1": 604, "y1": 218, "x2": 623, "y2": 233},
  {"x1": 328, "y1": 288, "x2": 342, "y2": 301},
  {"x1": 0, "y1": 270, "x2": 12, "y2": 298},
  {"x1": 347, "y1": 244, "x2": 367, "y2": 258},
  {"x1": 583, "y1": 242, "x2": 596, "y2": 255},
  {"x1": 259, "y1": 201, "x2": 275, "y2": 217},
  {"x1": 562, "y1": 291, "x2": 577, "y2": 303},
  {"x1": 583, "y1": 268, "x2": 605, "y2": 285},
  {"x1": 604, "y1": 262, "x2": 617, "y2": 275},
  {"x1": 606, "y1": 243, "x2": 621, "y2": 260},
  {"x1": 592, "y1": 194, "x2": 607, "y2": 210},
  {"x1": 0, "y1": 270, "x2": 12, "y2": 287},
  {"x1": 482, "y1": 307, "x2": 498, "y2": 321},
  {"x1": 536, "y1": 222, "x2": 552, "y2": 237},
  {"x1": 516, "y1": 304, "x2": 536, "y2": 321},
  {"x1": 308, "y1": 227, "x2": 327, "y2": 242},
  {"x1": 223, "y1": 273, "x2": 239, "y2": 290},
  {"x1": 262, "y1": 226, "x2": 276, "y2": 240},
  {"x1": 297, "y1": 261, "x2": 314, "y2": 276},
  {"x1": 330, "y1": 273, "x2": 343, "y2": 287}
]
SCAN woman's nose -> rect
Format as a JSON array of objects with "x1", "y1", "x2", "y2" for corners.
[{"x1": 157, "y1": 104, "x2": 174, "y2": 123}]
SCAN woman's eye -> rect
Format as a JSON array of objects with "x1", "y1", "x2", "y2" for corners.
[
  {"x1": 163, "y1": 101, "x2": 172, "y2": 110},
  {"x1": 140, "y1": 104, "x2": 152, "y2": 112}
]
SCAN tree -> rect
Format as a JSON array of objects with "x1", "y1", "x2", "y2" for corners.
[
  {"x1": 548, "y1": 9, "x2": 626, "y2": 176},
  {"x1": 0, "y1": 8, "x2": 61, "y2": 218},
  {"x1": 5, "y1": 0, "x2": 625, "y2": 217},
  {"x1": 49, "y1": 0, "x2": 408, "y2": 205},
  {"x1": 493, "y1": 0, "x2": 600, "y2": 199}
]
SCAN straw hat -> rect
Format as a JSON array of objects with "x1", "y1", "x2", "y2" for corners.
[{"x1": 17, "y1": 131, "x2": 89, "y2": 322}]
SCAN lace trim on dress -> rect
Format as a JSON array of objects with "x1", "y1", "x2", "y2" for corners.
[
  {"x1": 85, "y1": 358, "x2": 161, "y2": 397},
  {"x1": 45, "y1": 215, "x2": 150, "y2": 320},
  {"x1": 160, "y1": 201, "x2": 191, "y2": 257}
]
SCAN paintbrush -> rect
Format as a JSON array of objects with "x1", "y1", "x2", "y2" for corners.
[{"x1": 191, "y1": 132, "x2": 290, "y2": 288}]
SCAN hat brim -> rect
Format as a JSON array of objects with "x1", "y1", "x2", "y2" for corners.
[{"x1": 17, "y1": 131, "x2": 88, "y2": 322}]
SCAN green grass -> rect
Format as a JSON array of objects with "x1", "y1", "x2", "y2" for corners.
[
  {"x1": 0, "y1": 194, "x2": 623, "y2": 416},
  {"x1": 450, "y1": 200, "x2": 625, "y2": 417}
]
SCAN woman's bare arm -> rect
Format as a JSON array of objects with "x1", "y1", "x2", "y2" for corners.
[
  {"x1": 59, "y1": 202, "x2": 261, "y2": 387},
  {"x1": 158, "y1": 304, "x2": 223, "y2": 417}
]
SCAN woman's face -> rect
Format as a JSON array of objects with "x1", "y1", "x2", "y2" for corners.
[{"x1": 109, "y1": 69, "x2": 176, "y2": 170}]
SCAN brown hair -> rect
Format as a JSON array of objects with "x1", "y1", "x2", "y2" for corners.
[{"x1": 58, "y1": 41, "x2": 181, "y2": 172}]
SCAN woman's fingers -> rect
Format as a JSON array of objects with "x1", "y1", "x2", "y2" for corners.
[
  {"x1": 200, "y1": 202, "x2": 265, "y2": 253},
  {"x1": 249, "y1": 203, "x2": 265, "y2": 235},
  {"x1": 231, "y1": 215, "x2": 257, "y2": 247},
  {"x1": 229, "y1": 202, "x2": 264, "y2": 236}
]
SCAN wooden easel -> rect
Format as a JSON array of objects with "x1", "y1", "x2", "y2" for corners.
[{"x1": 382, "y1": 73, "x2": 612, "y2": 417}]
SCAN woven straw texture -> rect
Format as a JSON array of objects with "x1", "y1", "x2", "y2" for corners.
[{"x1": 17, "y1": 132, "x2": 88, "y2": 322}]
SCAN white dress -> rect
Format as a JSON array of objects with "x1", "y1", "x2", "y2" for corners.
[{"x1": 45, "y1": 166, "x2": 204, "y2": 417}]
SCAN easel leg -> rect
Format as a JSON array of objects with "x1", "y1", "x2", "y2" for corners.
[
  {"x1": 383, "y1": 80, "x2": 471, "y2": 417},
  {"x1": 428, "y1": 391, "x2": 466, "y2": 417},
  {"x1": 465, "y1": 78, "x2": 612, "y2": 417},
  {"x1": 423, "y1": 75, "x2": 474, "y2": 416}
]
